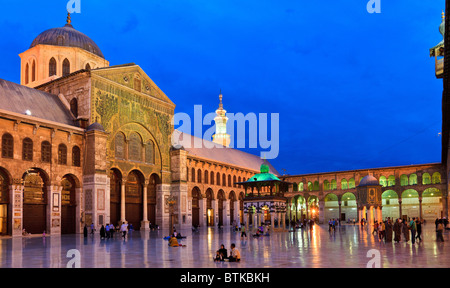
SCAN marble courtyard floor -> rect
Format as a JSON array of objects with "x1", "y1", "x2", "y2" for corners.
[{"x1": 0, "y1": 224, "x2": 448, "y2": 268}]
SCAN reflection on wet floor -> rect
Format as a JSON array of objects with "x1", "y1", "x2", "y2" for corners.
[{"x1": 0, "y1": 224, "x2": 448, "y2": 268}]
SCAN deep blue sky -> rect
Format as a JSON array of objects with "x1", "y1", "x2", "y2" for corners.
[{"x1": 0, "y1": 0, "x2": 445, "y2": 175}]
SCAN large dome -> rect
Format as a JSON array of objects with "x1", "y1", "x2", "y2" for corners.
[
  {"x1": 30, "y1": 22, "x2": 104, "y2": 59},
  {"x1": 358, "y1": 175, "x2": 379, "y2": 187}
]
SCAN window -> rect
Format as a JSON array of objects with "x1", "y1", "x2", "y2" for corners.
[
  {"x1": 330, "y1": 179, "x2": 337, "y2": 190},
  {"x1": 387, "y1": 175, "x2": 395, "y2": 187},
  {"x1": 348, "y1": 178, "x2": 355, "y2": 189},
  {"x1": 409, "y1": 174, "x2": 418, "y2": 185},
  {"x1": 210, "y1": 171, "x2": 215, "y2": 185},
  {"x1": 204, "y1": 171, "x2": 209, "y2": 184},
  {"x1": 62, "y1": 59, "x2": 70, "y2": 77},
  {"x1": 216, "y1": 173, "x2": 221, "y2": 186},
  {"x1": 22, "y1": 138, "x2": 33, "y2": 161},
  {"x1": 222, "y1": 174, "x2": 226, "y2": 186},
  {"x1": 41, "y1": 141, "x2": 51, "y2": 163},
  {"x1": 25, "y1": 63, "x2": 29, "y2": 84},
  {"x1": 341, "y1": 179, "x2": 348, "y2": 190},
  {"x1": 134, "y1": 78, "x2": 141, "y2": 92},
  {"x1": 422, "y1": 173, "x2": 431, "y2": 185},
  {"x1": 432, "y1": 172, "x2": 441, "y2": 184},
  {"x1": 1, "y1": 134, "x2": 13, "y2": 159},
  {"x1": 49, "y1": 58, "x2": 57, "y2": 76},
  {"x1": 72, "y1": 146, "x2": 81, "y2": 167},
  {"x1": 115, "y1": 133, "x2": 125, "y2": 159},
  {"x1": 228, "y1": 175, "x2": 232, "y2": 187},
  {"x1": 58, "y1": 144, "x2": 67, "y2": 165},
  {"x1": 400, "y1": 174, "x2": 408, "y2": 186},
  {"x1": 197, "y1": 169, "x2": 202, "y2": 183},
  {"x1": 191, "y1": 168, "x2": 195, "y2": 183},
  {"x1": 128, "y1": 133, "x2": 142, "y2": 162},
  {"x1": 379, "y1": 176, "x2": 387, "y2": 187},
  {"x1": 32, "y1": 60, "x2": 36, "y2": 82}
]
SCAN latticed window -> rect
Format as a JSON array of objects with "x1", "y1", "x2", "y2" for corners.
[
  {"x1": 432, "y1": 172, "x2": 441, "y2": 184},
  {"x1": 341, "y1": 179, "x2": 348, "y2": 190},
  {"x1": 62, "y1": 59, "x2": 70, "y2": 77},
  {"x1": 115, "y1": 133, "x2": 125, "y2": 159},
  {"x1": 58, "y1": 144, "x2": 67, "y2": 165},
  {"x1": 2, "y1": 134, "x2": 13, "y2": 159},
  {"x1": 22, "y1": 138, "x2": 33, "y2": 161},
  {"x1": 422, "y1": 173, "x2": 431, "y2": 185},
  {"x1": 72, "y1": 146, "x2": 81, "y2": 167},
  {"x1": 128, "y1": 133, "x2": 142, "y2": 162},
  {"x1": 49, "y1": 58, "x2": 57, "y2": 76},
  {"x1": 41, "y1": 141, "x2": 51, "y2": 163},
  {"x1": 400, "y1": 175, "x2": 409, "y2": 186}
]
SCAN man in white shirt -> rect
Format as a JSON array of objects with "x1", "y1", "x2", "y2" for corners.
[
  {"x1": 229, "y1": 243, "x2": 240, "y2": 262},
  {"x1": 120, "y1": 222, "x2": 128, "y2": 239}
]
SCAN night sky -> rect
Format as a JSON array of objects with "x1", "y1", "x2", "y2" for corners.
[{"x1": 0, "y1": 0, "x2": 445, "y2": 175}]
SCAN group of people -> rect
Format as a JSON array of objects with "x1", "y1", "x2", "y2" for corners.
[
  {"x1": 214, "y1": 243, "x2": 241, "y2": 262},
  {"x1": 84, "y1": 222, "x2": 130, "y2": 240},
  {"x1": 372, "y1": 218, "x2": 422, "y2": 244},
  {"x1": 328, "y1": 219, "x2": 340, "y2": 231}
]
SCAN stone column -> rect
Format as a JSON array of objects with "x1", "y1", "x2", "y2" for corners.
[
  {"x1": 47, "y1": 185, "x2": 62, "y2": 235},
  {"x1": 141, "y1": 181, "x2": 149, "y2": 231},
  {"x1": 200, "y1": 198, "x2": 206, "y2": 227},
  {"x1": 368, "y1": 206, "x2": 374, "y2": 225},
  {"x1": 271, "y1": 212, "x2": 275, "y2": 231},
  {"x1": 224, "y1": 200, "x2": 230, "y2": 226},
  {"x1": 120, "y1": 182, "x2": 126, "y2": 223},
  {"x1": 10, "y1": 183, "x2": 23, "y2": 237},
  {"x1": 338, "y1": 201, "x2": 342, "y2": 221},
  {"x1": 418, "y1": 197, "x2": 423, "y2": 220},
  {"x1": 398, "y1": 198, "x2": 402, "y2": 219}
]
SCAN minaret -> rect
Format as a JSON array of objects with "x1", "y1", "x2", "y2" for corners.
[
  {"x1": 212, "y1": 90, "x2": 231, "y2": 147},
  {"x1": 430, "y1": 11, "x2": 445, "y2": 79}
]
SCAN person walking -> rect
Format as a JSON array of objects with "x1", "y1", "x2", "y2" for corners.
[
  {"x1": 409, "y1": 217, "x2": 417, "y2": 244},
  {"x1": 385, "y1": 219, "x2": 393, "y2": 242},
  {"x1": 402, "y1": 219, "x2": 410, "y2": 243},
  {"x1": 437, "y1": 219, "x2": 445, "y2": 242},
  {"x1": 415, "y1": 218, "x2": 422, "y2": 242},
  {"x1": 393, "y1": 219, "x2": 402, "y2": 243},
  {"x1": 120, "y1": 222, "x2": 128, "y2": 239},
  {"x1": 100, "y1": 225, "x2": 106, "y2": 239}
]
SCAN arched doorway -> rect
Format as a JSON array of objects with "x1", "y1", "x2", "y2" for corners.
[
  {"x1": 109, "y1": 169, "x2": 122, "y2": 226},
  {"x1": 206, "y1": 188, "x2": 214, "y2": 226},
  {"x1": 381, "y1": 190, "x2": 399, "y2": 219},
  {"x1": 126, "y1": 170, "x2": 144, "y2": 230},
  {"x1": 341, "y1": 192, "x2": 357, "y2": 222},
  {"x1": 422, "y1": 188, "x2": 443, "y2": 220},
  {"x1": 191, "y1": 187, "x2": 201, "y2": 227},
  {"x1": 401, "y1": 189, "x2": 420, "y2": 221},
  {"x1": 0, "y1": 168, "x2": 10, "y2": 235},
  {"x1": 324, "y1": 193, "x2": 339, "y2": 221},
  {"x1": 217, "y1": 190, "x2": 225, "y2": 226},
  {"x1": 61, "y1": 175, "x2": 78, "y2": 234},
  {"x1": 308, "y1": 195, "x2": 319, "y2": 221},
  {"x1": 23, "y1": 169, "x2": 48, "y2": 234},
  {"x1": 148, "y1": 174, "x2": 160, "y2": 227}
]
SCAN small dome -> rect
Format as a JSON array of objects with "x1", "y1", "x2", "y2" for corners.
[
  {"x1": 260, "y1": 163, "x2": 270, "y2": 174},
  {"x1": 359, "y1": 175, "x2": 379, "y2": 187},
  {"x1": 30, "y1": 20, "x2": 104, "y2": 58},
  {"x1": 86, "y1": 122, "x2": 105, "y2": 132}
]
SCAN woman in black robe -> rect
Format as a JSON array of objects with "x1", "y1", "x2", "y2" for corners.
[
  {"x1": 393, "y1": 219, "x2": 402, "y2": 243},
  {"x1": 100, "y1": 225, "x2": 106, "y2": 239},
  {"x1": 385, "y1": 219, "x2": 393, "y2": 242},
  {"x1": 402, "y1": 220, "x2": 410, "y2": 242}
]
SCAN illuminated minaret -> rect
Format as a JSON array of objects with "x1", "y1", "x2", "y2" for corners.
[{"x1": 212, "y1": 90, "x2": 231, "y2": 147}]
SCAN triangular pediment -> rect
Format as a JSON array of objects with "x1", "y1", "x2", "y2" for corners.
[{"x1": 91, "y1": 63, "x2": 175, "y2": 108}]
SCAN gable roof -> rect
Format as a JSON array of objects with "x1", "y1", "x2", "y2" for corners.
[
  {"x1": 173, "y1": 130, "x2": 279, "y2": 175},
  {"x1": 0, "y1": 79, "x2": 77, "y2": 126}
]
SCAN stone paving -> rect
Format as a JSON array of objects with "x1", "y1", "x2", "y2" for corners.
[{"x1": 0, "y1": 223, "x2": 448, "y2": 268}]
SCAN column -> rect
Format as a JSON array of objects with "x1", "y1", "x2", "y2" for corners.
[
  {"x1": 281, "y1": 212, "x2": 286, "y2": 230},
  {"x1": 418, "y1": 197, "x2": 423, "y2": 220},
  {"x1": 398, "y1": 198, "x2": 402, "y2": 219},
  {"x1": 10, "y1": 183, "x2": 23, "y2": 237},
  {"x1": 141, "y1": 181, "x2": 149, "y2": 231},
  {"x1": 338, "y1": 201, "x2": 342, "y2": 222},
  {"x1": 368, "y1": 206, "x2": 374, "y2": 225},
  {"x1": 120, "y1": 182, "x2": 126, "y2": 223},
  {"x1": 200, "y1": 198, "x2": 206, "y2": 227}
]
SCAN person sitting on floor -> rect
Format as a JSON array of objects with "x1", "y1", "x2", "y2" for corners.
[
  {"x1": 228, "y1": 243, "x2": 241, "y2": 262},
  {"x1": 168, "y1": 236, "x2": 181, "y2": 247}
]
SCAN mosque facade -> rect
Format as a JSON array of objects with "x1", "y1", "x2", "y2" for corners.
[{"x1": 0, "y1": 11, "x2": 448, "y2": 237}]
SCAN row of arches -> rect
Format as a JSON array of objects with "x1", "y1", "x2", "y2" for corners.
[
  {"x1": 109, "y1": 169, "x2": 160, "y2": 230},
  {"x1": 189, "y1": 168, "x2": 248, "y2": 188},
  {"x1": 291, "y1": 172, "x2": 443, "y2": 192},
  {"x1": 114, "y1": 132, "x2": 155, "y2": 164},
  {"x1": 1, "y1": 133, "x2": 81, "y2": 166},
  {"x1": 289, "y1": 187, "x2": 444, "y2": 223},
  {"x1": 0, "y1": 166, "x2": 79, "y2": 235},
  {"x1": 191, "y1": 187, "x2": 245, "y2": 227}
]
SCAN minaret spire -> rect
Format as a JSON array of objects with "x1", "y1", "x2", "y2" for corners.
[{"x1": 212, "y1": 90, "x2": 231, "y2": 147}]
